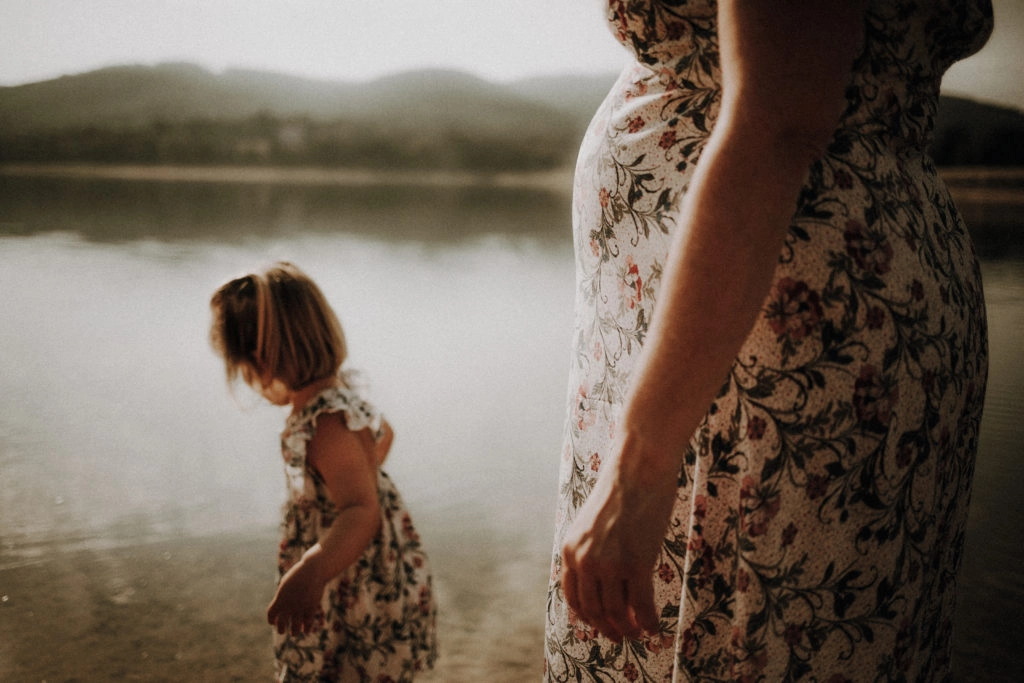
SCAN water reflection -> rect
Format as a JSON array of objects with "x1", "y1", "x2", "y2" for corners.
[{"x1": 0, "y1": 173, "x2": 571, "y2": 244}]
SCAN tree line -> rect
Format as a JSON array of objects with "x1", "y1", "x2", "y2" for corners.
[
  {"x1": 2, "y1": 104, "x2": 1021, "y2": 169},
  {"x1": 0, "y1": 113, "x2": 581, "y2": 172}
]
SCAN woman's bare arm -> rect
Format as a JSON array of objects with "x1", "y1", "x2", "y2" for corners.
[{"x1": 560, "y1": 0, "x2": 867, "y2": 643}]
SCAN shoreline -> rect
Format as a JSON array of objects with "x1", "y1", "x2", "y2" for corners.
[
  {"x1": 0, "y1": 162, "x2": 576, "y2": 193},
  {"x1": 2, "y1": 162, "x2": 1021, "y2": 226},
  {"x1": 1, "y1": 160, "x2": 1021, "y2": 182}
]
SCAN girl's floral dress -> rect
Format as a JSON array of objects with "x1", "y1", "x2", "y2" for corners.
[
  {"x1": 545, "y1": 1, "x2": 992, "y2": 681},
  {"x1": 275, "y1": 374, "x2": 437, "y2": 682}
]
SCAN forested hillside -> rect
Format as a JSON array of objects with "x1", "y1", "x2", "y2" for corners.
[{"x1": 1, "y1": 64, "x2": 1021, "y2": 170}]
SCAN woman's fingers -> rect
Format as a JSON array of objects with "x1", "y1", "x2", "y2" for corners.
[
  {"x1": 627, "y1": 574, "x2": 660, "y2": 636},
  {"x1": 563, "y1": 552, "x2": 651, "y2": 642},
  {"x1": 575, "y1": 565, "x2": 605, "y2": 627},
  {"x1": 569, "y1": 570, "x2": 619, "y2": 641},
  {"x1": 561, "y1": 557, "x2": 581, "y2": 616},
  {"x1": 561, "y1": 551, "x2": 613, "y2": 638},
  {"x1": 599, "y1": 576, "x2": 632, "y2": 642}
]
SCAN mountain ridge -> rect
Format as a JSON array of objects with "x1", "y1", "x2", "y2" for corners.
[{"x1": 1, "y1": 63, "x2": 1021, "y2": 169}]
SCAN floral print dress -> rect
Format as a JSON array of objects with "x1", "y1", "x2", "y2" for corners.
[
  {"x1": 545, "y1": 1, "x2": 991, "y2": 681},
  {"x1": 275, "y1": 374, "x2": 437, "y2": 682}
]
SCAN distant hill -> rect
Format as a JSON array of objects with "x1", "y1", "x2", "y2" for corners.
[
  {"x1": 0, "y1": 63, "x2": 1021, "y2": 170},
  {"x1": 0, "y1": 64, "x2": 601, "y2": 171},
  {"x1": 508, "y1": 73, "x2": 619, "y2": 126},
  {"x1": 0, "y1": 63, "x2": 587, "y2": 135}
]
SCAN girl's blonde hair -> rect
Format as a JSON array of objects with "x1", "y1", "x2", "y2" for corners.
[{"x1": 209, "y1": 261, "x2": 347, "y2": 390}]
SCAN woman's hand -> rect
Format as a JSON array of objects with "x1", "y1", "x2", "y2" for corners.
[
  {"x1": 560, "y1": 432, "x2": 681, "y2": 642},
  {"x1": 267, "y1": 554, "x2": 327, "y2": 636}
]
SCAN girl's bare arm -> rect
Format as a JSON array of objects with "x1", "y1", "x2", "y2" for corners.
[{"x1": 267, "y1": 412, "x2": 381, "y2": 635}]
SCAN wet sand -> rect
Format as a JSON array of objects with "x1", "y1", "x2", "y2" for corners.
[
  {"x1": 0, "y1": 533, "x2": 276, "y2": 682},
  {"x1": 0, "y1": 525, "x2": 551, "y2": 682},
  {"x1": 2, "y1": 524, "x2": 1016, "y2": 682}
]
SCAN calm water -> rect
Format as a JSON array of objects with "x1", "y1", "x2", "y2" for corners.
[
  {"x1": 0, "y1": 173, "x2": 1021, "y2": 681},
  {"x1": 0, "y1": 175, "x2": 574, "y2": 545}
]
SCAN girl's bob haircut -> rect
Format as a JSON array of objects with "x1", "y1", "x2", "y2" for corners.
[{"x1": 210, "y1": 261, "x2": 347, "y2": 391}]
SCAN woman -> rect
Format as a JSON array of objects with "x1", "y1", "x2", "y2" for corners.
[{"x1": 545, "y1": 1, "x2": 991, "y2": 681}]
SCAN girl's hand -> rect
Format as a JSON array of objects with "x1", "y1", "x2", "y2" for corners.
[
  {"x1": 559, "y1": 433, "x2": 680, "y2": 642},
  {"x1": 267, "y1": 556, "x2": 327, "y2": 636}
]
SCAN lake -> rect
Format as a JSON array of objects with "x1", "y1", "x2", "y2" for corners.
[{"x1": 0, "y1": 170, "x2": 1021, "y2": 682}]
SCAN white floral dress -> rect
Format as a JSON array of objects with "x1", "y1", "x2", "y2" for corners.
[
  {"x1": 275, "y1": 374, "x2": 437, "y2": 682},
  {"x1": 545, "y1": 1, "x2": 991, "y2": 681}
]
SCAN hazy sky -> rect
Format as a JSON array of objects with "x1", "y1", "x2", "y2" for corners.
[{"x1": 1, "y1": 0, "x2": 1021, "y2": 110}]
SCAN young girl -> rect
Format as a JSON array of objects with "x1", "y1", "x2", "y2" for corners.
[{"x1": 209, "y1": 261, "x2": 438, "y2": 682}]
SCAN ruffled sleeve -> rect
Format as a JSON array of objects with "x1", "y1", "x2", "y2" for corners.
[
  {"x1": 332, "y1": 385, "x2": 384, "y2": 440},
  {"x1": 279, "y1": 377, "x2": 387, "y2": 500}
]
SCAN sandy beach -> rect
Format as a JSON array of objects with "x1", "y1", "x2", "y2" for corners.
[
  {"x1": 1, "y1": 532, "x2": 277, "y2": 682},
  {"x1": 0, "y1": 523, "x2": 552, "y2": 682},
  {"x1": 2, "y1": 513, "x2": 1019, "y2": 682}
]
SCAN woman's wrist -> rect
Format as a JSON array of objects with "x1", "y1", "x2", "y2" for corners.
[{"x1": 611, "y1": 422, "x2": 686, "y2": 490}]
